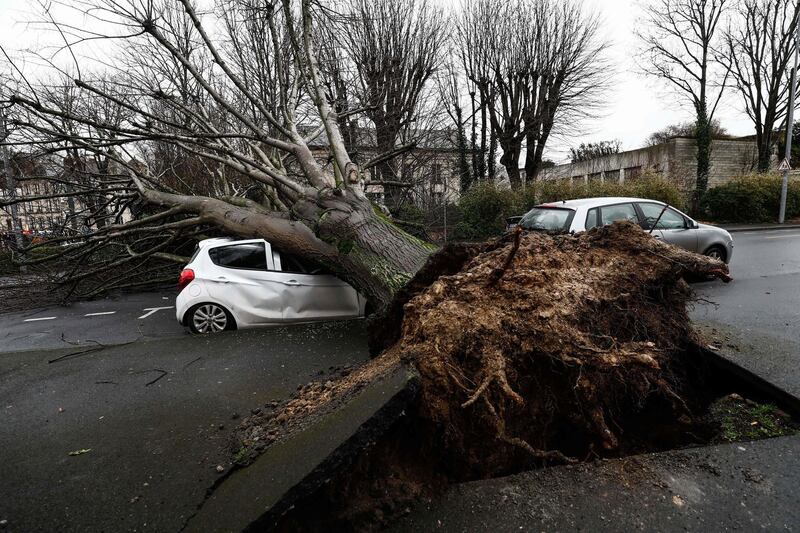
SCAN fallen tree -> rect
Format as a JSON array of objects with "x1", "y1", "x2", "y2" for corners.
[
  {"x1": 232, "y1": 221, "x2": 731, "y2": 531},
  {"x1": 2, "y1": 0, "x2": 435, "y2": 306}
]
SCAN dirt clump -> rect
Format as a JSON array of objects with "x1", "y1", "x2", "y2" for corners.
[
  {"x1": 385, "y1": 221, "x2": 730, "y2": 477},
  {"x1": 239, "y1": 222, "x2": 734, "y2": 531},
  {"x1": 231, "y1": 357, "x2": 400, "y2": 465}
]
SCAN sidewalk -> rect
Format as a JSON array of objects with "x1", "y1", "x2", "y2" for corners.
[
  {"x1": 717, "y1": 222, "x2": 800, "y2": 232},
  {"x1": 394, "y1": 435, "x2": 800, "y2": 532}
]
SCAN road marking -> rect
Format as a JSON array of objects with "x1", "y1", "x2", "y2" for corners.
[
  {"x1": 24, "y1": 316, "x2": 56, "y2": 322},
  {"x1": 84, "y1": 311, "x2": 117, "y2": 317},
  {"x1": 138, "y1": 306, "x2": 174, "y2": 319},
  {"x1": 764, "y1": 233, "x2": 800, "y2": 239}
]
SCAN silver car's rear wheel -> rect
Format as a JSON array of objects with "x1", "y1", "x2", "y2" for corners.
[{"x1": 189, "y1": 303, "x2": 233, "y2": 334}]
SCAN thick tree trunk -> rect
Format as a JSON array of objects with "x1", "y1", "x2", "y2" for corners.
[
  {"x1": 374, "y1": 124, "x2": 403, "y2": 209},
  {"x1": 757, "y1": 140, "x2": 772, "y2": 173},
  {"x1": 694, "y1": 105, "x2": 712, "y2": 214},
  {"x1": 499, "y1": 138, "x2": 522, "y2": 189},
  {"x1": 300, "y1": 191, "x2": 435, "y2": 309},
  {"x1": 525, "y1": 118, "x2": 554, "y2": 184},
  {"x1": 141, "y1": 186, "x2": 434, "y2": 311},
  {"x1": 454, "y1": 108, "x2": 472, "y2": 193}
]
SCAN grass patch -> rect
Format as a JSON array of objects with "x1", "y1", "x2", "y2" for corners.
[{"x1": 708, "y1": 394, "x2": 797, "y2": 443}]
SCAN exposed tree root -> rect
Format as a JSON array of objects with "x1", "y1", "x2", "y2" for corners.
[
  {"x1": 381, "y1": 221, "x2": 730, "y2": 477},
  {"x1": 253, "y1": 222, "x2": 734, "y2": 532}
]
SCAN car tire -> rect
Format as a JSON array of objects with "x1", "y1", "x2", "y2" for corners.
[
  {"x1": 703, "y1": 245, "x2": 727, "y2": 263},
  {"x1": 187, "y1": 303, "x2": 236, "y2": 334}
]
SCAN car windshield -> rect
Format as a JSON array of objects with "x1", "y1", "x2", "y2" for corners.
[{"x1": 519, "y1": 207, "x2": 574, "y2": 231}]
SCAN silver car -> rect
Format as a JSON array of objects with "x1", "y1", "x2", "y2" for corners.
[{"x1": 518, "y1": 197, "x2": 734, "y2": 263}]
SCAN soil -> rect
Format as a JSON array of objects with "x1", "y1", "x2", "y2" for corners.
[
  {"x1": 703, "y1": 394, "x2": 798, "y2": 443},
  {"x1": 232, "y1": 222, "x2": 748, "y2": 532},
  {"x1": 231, "y1": 356, "x2": 402, "y2": 466}
]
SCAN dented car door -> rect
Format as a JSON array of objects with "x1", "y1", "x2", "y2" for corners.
[{"x1": 269, "y1": 251, "x2": 361, "y2": 321}]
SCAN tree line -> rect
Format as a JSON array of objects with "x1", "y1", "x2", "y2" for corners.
[{"x1": 0, "y1": 0, "x2": 798, "y2": 305}]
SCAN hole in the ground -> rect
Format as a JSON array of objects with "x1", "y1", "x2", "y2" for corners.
[{"x1": 262, "y1": 345, "x2": 799, "y2": 533}]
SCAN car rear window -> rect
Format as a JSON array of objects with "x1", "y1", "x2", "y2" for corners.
[
  {"x1": 208, "y1": 242, "x2": 267, "y2": 270},
  {"x1": 519, "y1": 207, "x2": 575, "y2": 232}
]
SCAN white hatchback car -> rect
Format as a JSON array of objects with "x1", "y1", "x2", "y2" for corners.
[{"x1": 176, "y1": 238, "x2": 366, "y2": 333}]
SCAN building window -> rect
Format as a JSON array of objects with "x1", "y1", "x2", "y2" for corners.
[{"x1": 431, "y1": 164, "x2": 442, "y2": 185}]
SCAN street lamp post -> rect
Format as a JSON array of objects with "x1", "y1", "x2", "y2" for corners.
[{"x1": 779, "y1": 11, "x2": 800, "y2": 224}]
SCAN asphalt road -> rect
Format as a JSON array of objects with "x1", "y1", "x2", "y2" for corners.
[
  {"x1": 0, "y1": 291, "x2": 183, "y2": 353},
  {"x1": 0, "y1": 316, "x2": 370, "y2": 532},
  {"x1": 1, "y1": 228, "x2": 797, "y2": 532},
  {"x1": 691, "y1": 229, "x2": 800, "y2": 396}
]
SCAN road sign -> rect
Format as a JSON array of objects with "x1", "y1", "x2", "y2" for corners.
[{"x1": 778, "y1": 158, "x2": 792, "y2": 171}]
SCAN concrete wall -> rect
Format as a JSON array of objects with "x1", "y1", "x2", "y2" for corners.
[{"x1": 538, "y1": 137, "x2": 761, "y2": 190}]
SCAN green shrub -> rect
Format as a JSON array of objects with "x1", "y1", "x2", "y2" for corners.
[
  {"x1": 455, "y1": 182, "x2": 517, "y2": 239},
  {"x1": 626, "y1": 177, "x2": 686, "y2": 210},
  {"x1": 526, "y1": 175, "x2": 683, "y2": 210},
  {"x1": 701, "y1": 173, "x2": 800, "y2": 223}
]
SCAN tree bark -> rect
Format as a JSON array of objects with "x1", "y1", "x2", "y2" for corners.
[
  {"x1": 140, "y1": 185, "x2": 434, "y2": 310},
  {"x1": 695, "y1": 104, "x2": 712, "y2": 207},
  {"x1": 499, "y1": 135, "x2": 522, "y2": 189}
]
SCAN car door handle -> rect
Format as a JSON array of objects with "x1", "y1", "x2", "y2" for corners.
[
  {"x1": 216, "y1": 276, "x2": 229, "y2": 283},
  {"x1": 285, "y1": 279, "x2": 299, "y2": 285}
]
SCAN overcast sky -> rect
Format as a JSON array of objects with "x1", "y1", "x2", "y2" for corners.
[
  {"x1": 0, "y1": 0, "x2": 761, "y2": 163},
  {"x1": 567, "y1": 0, "x2": 754, "y2": 162}
]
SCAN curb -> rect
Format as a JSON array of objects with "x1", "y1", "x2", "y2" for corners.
[
  {"x1": 183, "y1": 363, "x2": 420, "y2": 533},
  {"x1": 722, "y1": 224, "x2": 800, "y2": 233}
]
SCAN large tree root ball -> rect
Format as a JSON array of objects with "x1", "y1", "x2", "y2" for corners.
[
  {"x1": 239, "y1": 221, "x2": 732, "y2": 531},
  {"x1": 380, "y1": 221, "x2": 730, "y2": 477}
]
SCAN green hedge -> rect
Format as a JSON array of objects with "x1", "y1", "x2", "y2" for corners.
[
  {"x1": 454, "y1": 176, "x2": 685, "y2": 239},
  {"x1": 701, "y1": 174, "x2": 800, "y2": 223},
  {"x1": 456, "y1": 182, "x2": 518, "y2": 239}
]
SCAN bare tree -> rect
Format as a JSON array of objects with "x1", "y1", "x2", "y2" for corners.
[
  {"x1": 722, "y1": 0, "x2": 799, "y2": 172},
  {"x1": 456, "y1": 0, "x2": 608, "y2": 188},
  {"x1": 638, "y1": 0, "x2": 731, "y2": 205},
  {"x1": 2, "y1": 0, "x2": 437, "y2": 309},
  {"x1": 438, "y1": 61, "x2": 473, "y2": 193},
  {"x1": 334, "y1": 0, "x2": 446, "y2": 208}
]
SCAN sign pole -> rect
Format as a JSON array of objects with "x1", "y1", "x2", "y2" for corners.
[{"x1": 779, "y1": 12, "x2": 800, "y2": 223}]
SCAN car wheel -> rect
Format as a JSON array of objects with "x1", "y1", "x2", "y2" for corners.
[
  {"x1": 187, "y1": 303, "x2": 235, "y2": 334},
  {"x1": 704, "y1": 245, "x2": 726, "y2": 262}
]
